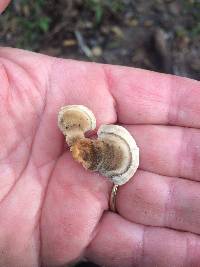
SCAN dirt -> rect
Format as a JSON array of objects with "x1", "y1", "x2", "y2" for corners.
[{"x1": 0, "y1": 0, "x2": 200, "y2": 80}]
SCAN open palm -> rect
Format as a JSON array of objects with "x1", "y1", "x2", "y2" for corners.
[{"x1": 0, "y1": 47, "x2": 200, "y2": 267}]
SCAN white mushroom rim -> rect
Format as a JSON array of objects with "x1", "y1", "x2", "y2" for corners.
[{"x1": 98, "y1": 124, "x2": 139, "y2": 185}]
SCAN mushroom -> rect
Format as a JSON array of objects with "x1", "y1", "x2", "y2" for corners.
[
  {"x1": 58, "y1": 105, "x2": 139, "y2": 185},
  {"x1": 71, "y1": 124, "x2": 139, "y2": 185},
  {"x1": 58, "y1": 105, "x2": 96, "y2": 146},
  {"x1": 97, "y1": 124, "x2": 139, "y2": 185}
]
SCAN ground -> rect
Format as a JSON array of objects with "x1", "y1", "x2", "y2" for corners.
[{"x1": 0, "y1": 0, "x2": 199, "y2": 80}]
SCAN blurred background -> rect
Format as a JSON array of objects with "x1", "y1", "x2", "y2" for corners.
[
  {"x1": 0, "y1": 0, "x2": 200, "y2": 80},
  {"x1": 0, "y1": 1, "x2": 199, "y2": 266}
]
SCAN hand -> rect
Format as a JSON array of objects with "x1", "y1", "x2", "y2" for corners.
[
  {"x1": 0, "y1": 0, "x2": 10, "y2": 14},
  {"x1": 0, "y1": 47, "x2": 200, "y2": 267}
]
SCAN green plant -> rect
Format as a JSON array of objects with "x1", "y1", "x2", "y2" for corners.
[
  {"x1": 85, "y1": 0, "x2": 126, "y2": 24},
  {"x1": 1, "y1": 0, "x2": 51, "y2": 50},
  {"x1": 191, "y1": 22, "x2": 200, "y2": 37},
  {"x1": 180, "y1": 0, "x2": 200, "y2": 37}
]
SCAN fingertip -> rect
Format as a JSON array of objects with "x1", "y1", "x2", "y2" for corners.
[
  {"x1": 0, "y1": 0, "x2": 11, "y2": 14},
  {"x1": 103, "y1": 64, "x2": 200, "y2": 127}
]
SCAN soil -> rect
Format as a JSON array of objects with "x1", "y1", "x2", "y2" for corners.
[{"x1": 0, "y1": 0, "x2": 200, "y2": 80}]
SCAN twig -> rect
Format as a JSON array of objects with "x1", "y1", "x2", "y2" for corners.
[{"x1": 75, "y1": 30, "x2": 92, "y2": 58}]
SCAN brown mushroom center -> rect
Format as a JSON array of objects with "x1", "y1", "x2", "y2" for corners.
[{"x1": 70, "y1": 138, "x2": 123, "y2": 172}]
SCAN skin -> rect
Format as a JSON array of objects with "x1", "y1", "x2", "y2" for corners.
[
  {"x1": 1, "y1": 1, "x2": 200, "y2": 267},
  {"x1": 0, "y1": 0, "x2": 9, "y2": 13}
]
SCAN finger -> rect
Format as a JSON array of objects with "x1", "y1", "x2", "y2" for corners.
[
  {"x1": 86, "y1": 212, "x2": 200, "y2": 267},
  {"x1": 1, "y1": 48, "x2": 200, "y2": 128},
  {"x1": 117, "y1": 170, "x2": 200, "y2": 235},
  {"x1": 127, "y1": 124, "x2": 200, "y2": 181},
  {"x1": 0, "y1": 0, "x2": 10, "y2": 13},
  {"x1": 104, "y1": 64, "x2": 200, "y2": 127}
]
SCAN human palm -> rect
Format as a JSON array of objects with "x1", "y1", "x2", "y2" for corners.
[{"x1": 0, "y1": 47, "x2": 200, "y2": 267}]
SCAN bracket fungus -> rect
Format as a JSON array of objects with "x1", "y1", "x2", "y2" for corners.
[
  {"x1": 58, "y1": 105, "x2": 96, "y2": 146},
  {"x1": 58, "y1": 105, "x2": 139, "y2": 185}
]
